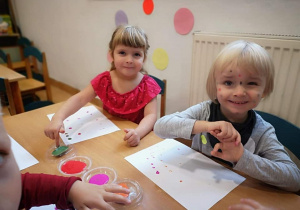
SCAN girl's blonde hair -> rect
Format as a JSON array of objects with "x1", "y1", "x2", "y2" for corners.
[
  {"x1": 109, "y1": 25, "x2": 150, "y2": 74},
  {"x1": 206, "y1": 40, "x2": 275, "y2": 103}
]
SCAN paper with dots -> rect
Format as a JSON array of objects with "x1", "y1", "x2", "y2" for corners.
[
  {"x1": 125, "y1": 139, "x2": 245, "y2": 210},
  {"x1": 47, "y1": 105, "x2": 120, "y2": 145}
]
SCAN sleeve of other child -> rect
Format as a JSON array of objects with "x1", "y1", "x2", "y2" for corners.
[
  {"x1": 154, "y1": 101, "x2": 211, "y2": 139},
  {"x1": 19, "y1": 173, "x2": 81, "y2": 209},
  {"x1": 234, "y1": 117, "x2": 300, "y2": 192}
]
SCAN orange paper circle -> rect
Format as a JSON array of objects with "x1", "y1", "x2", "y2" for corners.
[
  {"x1": 143, "y1": 0, "x2": 154, "y2": 15},
  {"x1": 174, "y1": 8, "x2": 194, "y2": 35}
]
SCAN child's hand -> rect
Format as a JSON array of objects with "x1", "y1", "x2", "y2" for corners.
[
  {"x1": 44, "y1": 119, "x2": 65, "y2": 147},
  {"x1": 228, "y1": 198, "x2": 277, "y2": 210},
  {"x1": 124, "y1": 129, "x2": 140, "y2": 147},
  {"x1": 207, "y1": 121, "x2": 241, "y2": 145},
  {"x1": 211, "y1": 140, "x2": 244, "y2": 163},
  {"x1": 68, "y1": 181, "x2": 131, "y2": 210}
]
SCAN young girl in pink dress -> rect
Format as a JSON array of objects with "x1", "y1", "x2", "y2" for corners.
[{"x1": 45, "y1": 25, "x2": 161, "y2": 147}]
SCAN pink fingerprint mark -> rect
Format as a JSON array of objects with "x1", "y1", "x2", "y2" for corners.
[
  {"x1": 89, "y1": 174, "x2": 109, "y2": 185},
  {"x1": 156, "y1": 171, "x2": 160, "y2": 174},
  {"x1": 78, "y1": 133, "x2": 81, "y2": 135},
  {"x1": 69, "y1": 127, "x2": 72, "y2": 129}
]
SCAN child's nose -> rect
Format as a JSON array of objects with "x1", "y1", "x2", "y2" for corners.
[
  {"x1": 234, "y1": 85, "x2": 246, "y2": 96},
  {"x1": 126, "y1": 56, "x2": 133, "y2": 63}
]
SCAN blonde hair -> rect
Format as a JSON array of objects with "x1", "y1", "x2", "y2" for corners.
[
  {"x1": 206, "y1": 40, "x2": 275, "y2": 103},
  {"x1": 109, "y1": 25, "x2": 150, "y2": 74}
]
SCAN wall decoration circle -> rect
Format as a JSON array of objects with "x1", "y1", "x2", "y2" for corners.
[
  {"x1": 152, "y1": 48, "x2": 169, "y2": 70},
  {"x1": 143, "y1": 0, "x2": 154, "y2": 15},
  {"x1": 115, "y1": 10, "x2": 128, "y2": 26},
  {"x1": 174, "y1": 8, "x2": 194, "y2": 35}
]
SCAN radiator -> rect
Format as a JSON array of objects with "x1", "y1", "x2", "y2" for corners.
[{"x1": 190, "y1": 32, "x2": 300, "y2": 127}]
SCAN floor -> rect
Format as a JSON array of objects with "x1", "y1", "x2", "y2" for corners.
[{"x1": 2, "y1": 85, "x2": 72, "y2": 118}]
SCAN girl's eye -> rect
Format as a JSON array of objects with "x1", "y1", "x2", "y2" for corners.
[
  {"x1": 118, "y1": 51, "x2": 126, "y2": 55},
  {"x1": 134, "y1": 53, "x2": 141, "y2": 57},
  {"x1": 248, "y1": 82, "x2": 258, "y2": 86},
  {"x1": 224, "y1": 81, "x2": 233, "y2": 86}
]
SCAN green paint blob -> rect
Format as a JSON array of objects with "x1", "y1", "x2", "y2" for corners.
[{"x1": 52, "y1": 146, "x2": 69, "y2": 157}]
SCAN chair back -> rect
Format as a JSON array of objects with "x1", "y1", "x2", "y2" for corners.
[
  {"x1": 17, "y1": 36, "x2": 32, "y2": 47},
  {"x1": 0, "y1": 49, "x2": 13, "y2": 69},
  {"x1": 255, "y1": 110, "x2": 300, "y2": 159},
  {"x1": 149, "y1": 75, "x2": 167, "y2": 117},
  {"x1": 23, "y1": 46, "x2": 52, "y2": 101},
  {"x1": 0, "y1": 77, "x2": 16, "y2": 115},
  {"x1": 17, "y1": 36, "x2": 34, "y2": 60}
]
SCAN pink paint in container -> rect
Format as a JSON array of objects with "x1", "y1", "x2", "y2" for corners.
[{"x1": 82, "y1": 167, "x2": 117, "y2": 185}]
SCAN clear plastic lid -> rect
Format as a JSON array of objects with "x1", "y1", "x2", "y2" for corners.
[
  {"x1": 45, "y1": 142, "x2": 76, "y2": 163},
  {"x1": 111, "y1": 178, "x2": 143, "y2": 209},
  {"x1": 58, "y1": 155, "x2": 92, "y2": 176},
  {"x1": 82, "y1": 167, "x2": 117, "y2": 185}
]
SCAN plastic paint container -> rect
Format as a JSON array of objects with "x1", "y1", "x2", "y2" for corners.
[
  {"x1": 45, "y1": 143, "x2": 76, "y2": 163},
  {"x1": 82, "y1": 167, "x2": 117, "y2": 185},
  {"x1": 111, "y1": 178, "x2": 143, "y2": 209},
  {"x1": 58, "y1": 156, "x2": 91, "y2": 176}
]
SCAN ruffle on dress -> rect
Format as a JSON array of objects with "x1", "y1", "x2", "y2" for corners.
[{"x1": 91, "y1": 71, "x2": 161, "y2": 123}]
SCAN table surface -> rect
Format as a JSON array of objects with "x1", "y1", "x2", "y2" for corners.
[
  {"x1": 0, "y1": 64, "x2": 25, "y2": 81},
  {"x1": 3, "y1": 102, "x2": 299, "y2": 210}
]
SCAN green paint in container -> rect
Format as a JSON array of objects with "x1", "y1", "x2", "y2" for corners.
[{"x1": 52, "y1": 146, "x2": 69, "y2": 157}]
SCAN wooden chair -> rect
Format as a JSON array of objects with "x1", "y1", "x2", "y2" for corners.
[
  {"x1": 0, "y1": 36, "x2": 34, "y2": 71},
  {"x1": 1, "y1": 77, "x2": 54, "y2": 114},
  {"x1": 0, "y1": 48, "x2": 13, "y2": 69},
  {"x1": 17, "y1": 36, "x2": 34, "y2": 60},
  {"x1": 0, "y1": 77, "x2": 16, "y2": 115},
  {"x1": 255, "y1": 110, "x2": 300, "y2": 160},
  {"x1": 18, "y1": 46, "x2": 53, "y2": 102},
  {"x1": 149, "y1": 75, "x2": 167, "y2": 117}
]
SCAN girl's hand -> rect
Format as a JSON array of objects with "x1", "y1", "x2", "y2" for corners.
[
  {"x1": 123, "y1": 129, "x2": 140, "y2": 147},
  {"x1": 44, "y1": 119, "x2": 65, "y2": 147},
  {"x1": 228, "y1": 198, "x2": 277, "y2": 210},
  {"x1": 211, "y1": 140, "x2": 244, "y2": 163},
  {"x1": 68, "y1": 181, "x2": 131, "y2": 210},
  {"x1": 207, "y1": 121, "x2": 241, "y2": 145}
]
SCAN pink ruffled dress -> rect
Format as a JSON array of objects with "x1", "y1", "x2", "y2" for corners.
[{"x1": 91, "y1": 71, "x2": 161, "y2": 124}]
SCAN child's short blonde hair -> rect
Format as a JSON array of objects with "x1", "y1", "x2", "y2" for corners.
[
  {"x1": 109, "y1": 25, "x2": 150, "y2": 73},
  {"x1": 206, "y1": 40, "x2": 275, "y2": 103}
]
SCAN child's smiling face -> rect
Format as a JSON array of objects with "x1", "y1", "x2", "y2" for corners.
[
  {"x1": 215, "y1": 64, "x2": 266, "y2": 123},
  {"x1": 0, "y1": 117, "x2": 22, "y2": 209},
  {"x1": 112, "y1": 44, "x2": 145, "y2": 79}
]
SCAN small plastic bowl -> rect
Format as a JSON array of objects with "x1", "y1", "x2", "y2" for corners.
[
  {"x1": 58, "y1": 156, "x2": 91, "y2": 176},
  {"x1": 111, "y1": 178, "x2": 143, "y2": 209},
  {"x1": 82, "y1": 167, "x2": 117, "y2": 185}
]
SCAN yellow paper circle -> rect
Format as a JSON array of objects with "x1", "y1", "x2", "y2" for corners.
[{"x1": 152, "y1": 48, "x2": 169, "y2": 70}]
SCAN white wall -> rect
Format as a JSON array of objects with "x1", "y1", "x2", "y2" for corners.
[{"x1": 12, "y1": 0, "x2": 300, "y2": 115}]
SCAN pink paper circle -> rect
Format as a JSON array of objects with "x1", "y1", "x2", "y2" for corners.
[
  {"x1": 115, "y1": 10, "x2": 128, "y2": 26},
  {"x1": 174, "y1": 8, "x2": 194, "y2": 35},
  {"x1": 89, "y1": 174, "x2": 109, "y2": 185}
]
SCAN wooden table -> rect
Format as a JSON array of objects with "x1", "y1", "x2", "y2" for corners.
[
  {"x1": 0, "y1": 64, "x2": 25, "y2": 114},
  {"x1": 3, "y1": 103, "x2": 299, "y2": 210}
]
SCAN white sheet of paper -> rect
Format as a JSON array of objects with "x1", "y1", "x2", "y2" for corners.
[
  {"x1": 30, "y1": 204, "x2": 56, "y2": 210},
  {"x1": 125, "y1": 139, "x2": 246, "y2": 210},
  {"x1": 47, "y1": 105, "x2": 120, "y2": 145},
  {"x1": 10, "y1": 135, "x2": 39, "y2": 171}
]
